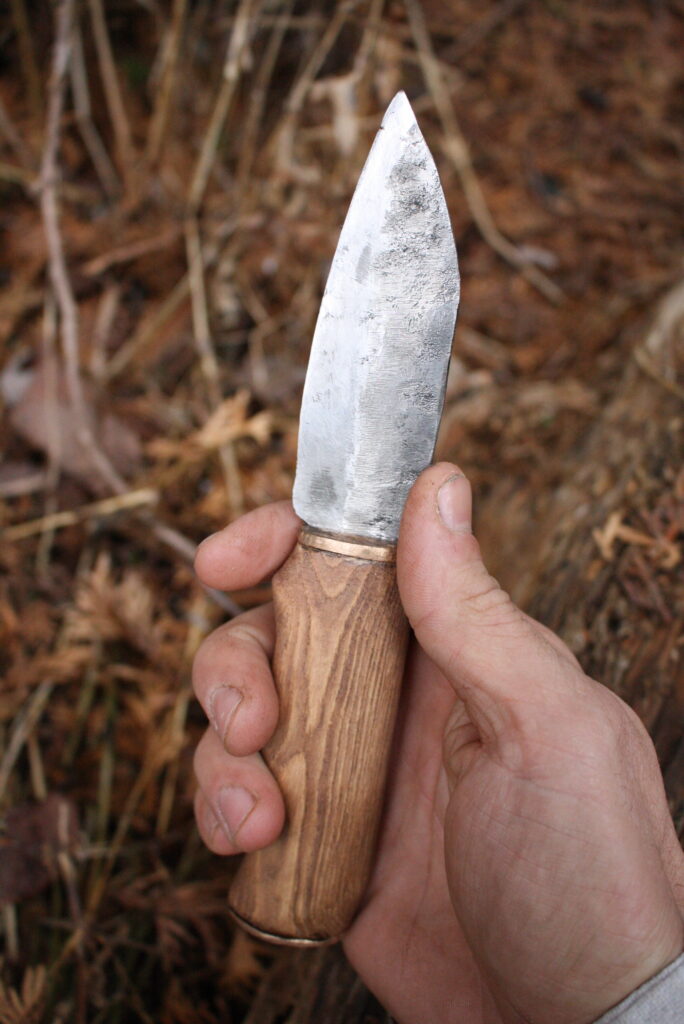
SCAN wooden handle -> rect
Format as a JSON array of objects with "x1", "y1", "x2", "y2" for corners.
[{"x1": 228, "y1": 530, "x2": 409, "y2": 944}]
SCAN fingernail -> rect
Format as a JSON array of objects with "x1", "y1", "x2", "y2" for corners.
[
  {"x1": 194, "y1": 531, "x2": 219, "y2": 558},
  {"x1": 207, "y1": 685, "x2": 243, "y2": 746},
  {"x1": 437, "y1": 473, "x2": 472, "y2": 533},
  {"x1": 217, "y1": 785, "x2": 257, "y2": 843}
]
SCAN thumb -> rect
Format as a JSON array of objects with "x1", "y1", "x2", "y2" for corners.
[{"x1": 397, "y1": 463, "x2": 582, "y2": 747}]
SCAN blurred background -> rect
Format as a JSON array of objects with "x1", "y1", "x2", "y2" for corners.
[{"x1": 0, "y1": 0, "x2": 682, "y2": 1020}]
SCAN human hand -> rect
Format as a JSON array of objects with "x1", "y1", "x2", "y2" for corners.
[{"x1": 192, "y1": 464, "x2": 684, "y2": 1024}]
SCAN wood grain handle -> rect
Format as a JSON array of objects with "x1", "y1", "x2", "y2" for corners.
[{"x1": 228, "y1": 529, "x2": 409, "y2": 945}]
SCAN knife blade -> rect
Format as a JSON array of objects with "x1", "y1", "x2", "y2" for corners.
[{"x1": 229, "y1": 92, "x2": 460, "y2": 945}]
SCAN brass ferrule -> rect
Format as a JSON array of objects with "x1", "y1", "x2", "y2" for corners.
[
  {"x1": 299, "y1": 528, "x2": 396, "y2": 564},
  {"x1": 228, "y1": 907, "x2": 339, "y2": 947}
]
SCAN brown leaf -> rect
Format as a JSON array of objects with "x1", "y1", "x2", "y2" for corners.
[
  {"x1": 7, "y1": 364, "x2": 142, "y2": 491},
  {"x1": 0, "y1": 963, "x2": 47, "y2": 1024},
  {"x1": 0, "y1": 795, "x2": 79, "y2": 907}
]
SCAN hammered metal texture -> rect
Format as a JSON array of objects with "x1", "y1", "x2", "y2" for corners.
[{"x1": 293, "y1": 93, "x2": 460, "y2": 542}]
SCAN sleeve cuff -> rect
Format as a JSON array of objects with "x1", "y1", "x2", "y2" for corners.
[{"x1": 595, "y1": 953, "x2": 684, "y2": 1023}]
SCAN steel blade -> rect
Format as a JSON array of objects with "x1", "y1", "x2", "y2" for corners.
[{"x1": 293, "y1": 92, "x2": 460, "y2": 542}]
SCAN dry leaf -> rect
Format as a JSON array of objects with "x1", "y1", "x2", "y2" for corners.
[
  {"x1": 148, "y1": 391, "x2": 274, "y2": 463},
  {"x1": 0, "y1": 795, "x2": 79, "y2": 908},
  {"x1": 0, "y1": 963, "x2": 47, "y2": 1024},
  {"x1": 7, "y1": 364, "x2": 141, "y2": 491}
]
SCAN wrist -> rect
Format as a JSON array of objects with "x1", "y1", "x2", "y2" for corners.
[
  {"x1": 593, "y1": 949, "x2": 684, "y2": 1024},
  {"x1": 589, "y1": 916, "x2": 684, "y2": 1023}
]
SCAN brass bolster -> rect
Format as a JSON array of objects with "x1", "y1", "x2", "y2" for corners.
[{"x1": 299, "y1": 528, "x2": 396, "y2": 564}]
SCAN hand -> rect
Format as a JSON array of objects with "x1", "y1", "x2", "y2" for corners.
[{"x1": 192, "y1": 464, "x2": 684, "y2": 1024}]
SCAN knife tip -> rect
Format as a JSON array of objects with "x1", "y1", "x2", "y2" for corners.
[{"x1": 382, "y1": 91, "x2": 418, "y2": 134}]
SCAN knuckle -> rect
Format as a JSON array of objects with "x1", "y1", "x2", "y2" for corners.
[
  {"x1": 191, "y1": 618, "x2": 263, "y2": 692},
  {"x1": 192, "y1": 729, "x2": 214, "y2": 780},
  {"x1": 191, "y1": 630, "x2": 224, "y2": 686},
  {"x1": 459, "y1": 572, "x2": 527, "y2": 636}
]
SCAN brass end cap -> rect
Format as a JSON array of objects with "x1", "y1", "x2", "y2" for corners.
[{"x1": 228, "y1": 907, "x2": 340, "y2": 948}]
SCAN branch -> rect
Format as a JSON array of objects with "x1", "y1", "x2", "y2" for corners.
[
  {"x1": 404, "y1": 0, "x2": 563, "y2": 305},
  {"x1": 86, "y1": 0, "x2": 137, "y2": 186},
  {"x1": 40, "y1": 0, "x2": 128, "y2": 497},
  {"x1": 146, "y1": 0, "x2": 188, "y2": 167},
  {"x1": 187, "y1": 0, "x2": 259, "y2": 212}
]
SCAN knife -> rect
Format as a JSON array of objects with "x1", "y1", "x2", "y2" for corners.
[{"x1": 228, "y1": 91, "x2": 460, "y2": 945}]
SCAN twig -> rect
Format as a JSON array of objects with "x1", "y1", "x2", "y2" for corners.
[
  {"x1": 449, "y1": 0, "x2": 528, "y2": 60},
  {"x1": 105, "y1": 274, "x2": 191, "y2": 380},
  {"x1": 69, "y1": 18, "x2": 121, "y2": 198},
  {"x1": 105, "y1": 218, "x2": 237, "y2": 380},
  {"x1": 404, "y1": 0, "x2": 563, "y2": 305},
  {"x1": 27, "y1": 731, "x2": 48, "y2": 801},
  {"x1": 184, "y1": 219, "x2": 222, "y2": 394},
  {"x1": 0, "y1": 158, "x2": 97, "y2": 204},
  {"x1": 0, "y1": 92, "x2": 35, "y2": 167},
  {"x1": 308, "y1": 0, "x2": 384, "y2": 161},
  {"x1": 40, "y1": 0, "x2": 129, "y2": 498},
  {"x1": 35, "y1": 5, "x2": 243, "y2": 622},
  {"x1": 146, "y1": 0, "x2": 188, "y2": 166},
  {"x1": 35, "y1": 293, "x2": 60, "y2": 578},
  {"x1": 185, "y1": 217, "x2": 244, "y2": 517},
  {"x1": 0, "y1": 680, "x2": 54, "y2": 802},
  {"x1": 634, "y1": 346, "x2": 684, "y2": 401},
  {"x1": 90, "y1": 282, "x2": 122, "y2": 383},
  {"x1": 235, "y1": 0, "x2": 294, "y2": 192},
  {"x1": 127, "y1": 512, "x2": 242, "y2": 615},
  {"x1": 0, "y1": 470, "x2": 48, "y2": 498},
  {"x1": 9, "y1": 0, "x2": 42, "y2": 116},
  {"x1": 155, "y1": 687, "x2": 190, "y2": 836},
  {"x1": 247, "y1": 313, "x2": 287, "y2": 396},
  {"x1": 633, "y1": 277, "x2": 684, "y2": 400},
  {"x1": 1, "y1": 905, "x2": 19, "y2": 961},
  {"x1": 81, "y1": 228, "x2": 180, "y2": 277},
  {"x1": 85, "y1": 708, "x2": 189, "y2": 915},
  {"x1": 2, "y1": 488, "x2": 159, "y2": 542},
  {"x1": 274, "y1": 0, "x2": 356, "y2": 175},
  {"x1": 86, "y1": 0, "x2": 137, "y2": 184},
  {"x1": 57, "y1": 842, "x2": 86, "y2": 1023},
  {"x1": 0, "y1": 159, "x2": 32, "y2": 186},
  {"x1": 285, "y1": 1, "x2": 356, "y2": 117},
  {"x1": 82, "y1": 671, "x2": 114, "y2": 907},
  {"x1": 61, "y1": 647, "x2": 102, "y2": 768},
  {"x1": 187, "y1": 0, "x2": 259, "y2": 212}
]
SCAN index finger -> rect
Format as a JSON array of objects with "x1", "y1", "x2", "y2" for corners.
[{"x1": 194, "y1": 501, "x2": 300, "y2": 591}]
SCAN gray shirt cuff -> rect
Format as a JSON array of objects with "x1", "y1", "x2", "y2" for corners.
[{"x1": 595, "y1": 953, "x2": 684, "y2": 1023}]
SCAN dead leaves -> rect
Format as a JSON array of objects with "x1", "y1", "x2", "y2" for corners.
[
  {"x1": 148, "y1": 390, "x2": 274, "y2": 465},
  {"x1": 0, "y1": 795, "x2": 79, "y2": 908},
  {"x1": 114, "y1": 874, "x2": 229, "y2": 972},
  {"x1": 593, "y1": 509, "x2": 681, "y2": 569},
  {"x1": 594, "y1": 465, "x2": 683, "y2": 572},
  {"x1": 1, "y1": 0, "x2": 682, "y2": 1020},
  {"x1": 591, "y1": 470, "x2": 683, "y2": 623},
  {"x1": 0, "y1": 964, "x2": 47, "y2": 1024},
  {"x1": 6, "y1": 363, "x2": 142, "y2": 493},
  {"x1": 64, "y1": 552, "x2": 182, "y2": 661}
]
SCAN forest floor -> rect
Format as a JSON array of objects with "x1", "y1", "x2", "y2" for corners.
[{"x1": 0, "y1": 1, "x2": 682, "y2": 1021}]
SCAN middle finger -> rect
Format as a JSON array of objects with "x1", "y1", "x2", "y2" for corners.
[{"x1": 192, "y1": 603, "x2": 278, "y2": 757}]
